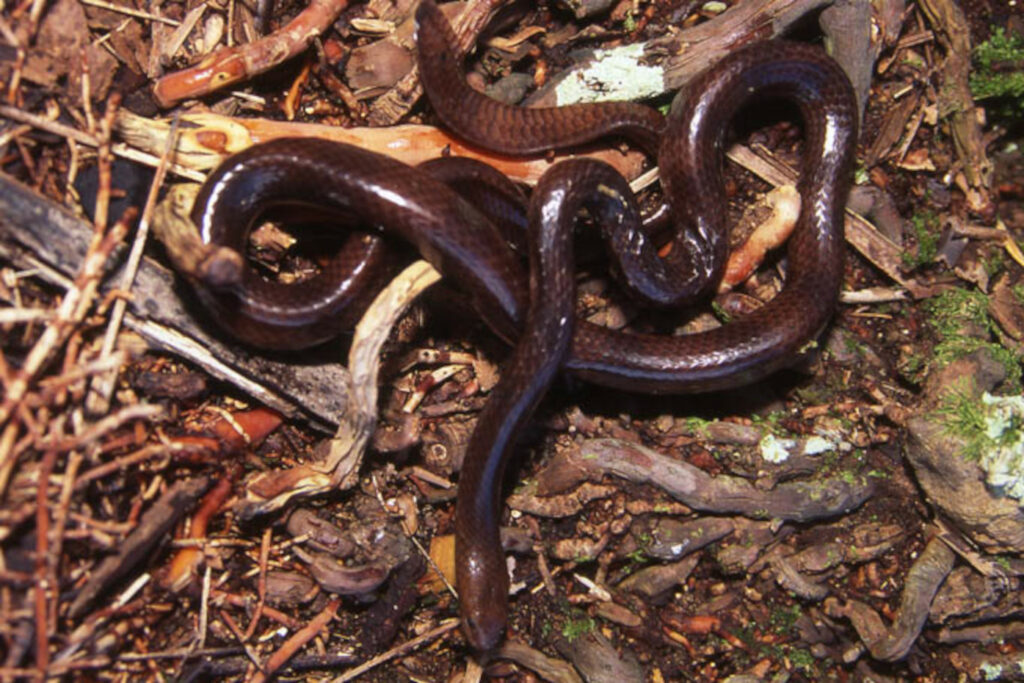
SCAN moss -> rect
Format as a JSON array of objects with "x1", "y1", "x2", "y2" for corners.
[
  {"x1": 936, "y1": 386, "x2": 994, "y2": 461},
  {"x1": 970, "y1": 27, "x2": 1024, "y2": 118},
  {"x1": 982, "y1": 249, "x2": 1006, "y2": 279},
  {"x1": 625, "y1": 548, "x2": 648, "y2": 564},
  {"x1": 902, "y1": 210, "x2": 941, "y2": 270},
  {"x1": 768, "y1": 603, "x2": 803, "y2": 633},
  {"x1": 561, "y1": 615, "x2": 597, "y2": 641},
  {"x1": 684, "y1": 416, "x2": 711, "y2": 436},
  {"x1": 899, "y1": 351, "x2": 927, "y2": 382},
  {"x1": 922, "y1": 288, "x2": 1022, "y2": 391},
  {"x1": 935, "y1": 389, "x2": 1024, "y2": 504},
  {"x1": 925, "y1": 287, "x2": 990, "y2": 336},
  {"x1": 853, "y1": 164, "x2": 870, "y2": 185},
  {"x1": 788, "y1": 647, "x2": 818, "y2": 673}
]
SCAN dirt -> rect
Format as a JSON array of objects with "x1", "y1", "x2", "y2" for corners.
[{"x1": 1, "y1": 0, "x2": 1023, "y2": 680}]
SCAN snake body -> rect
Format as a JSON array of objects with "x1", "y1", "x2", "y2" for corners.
[{"x1": 189, "y1": 0, "x2": 858, "y2": 652}]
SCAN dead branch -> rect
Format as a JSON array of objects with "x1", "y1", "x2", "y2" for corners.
[
  {"x1": 0, "y1": 174, "x2": 351, "y2": 429},
  {"x1": 113, "y1": 110, "x2": 647, "y2": 185},
  {"x1": 916, "y1": 0, "x2": 995, "y2": 217},
  {"x1": 153, "y1": 0, "x2": 349, "y2": 107}
]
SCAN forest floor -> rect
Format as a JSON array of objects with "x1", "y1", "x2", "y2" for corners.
[{"x1": 1, "y1": 0, "x2": 1024, "y2": 680}]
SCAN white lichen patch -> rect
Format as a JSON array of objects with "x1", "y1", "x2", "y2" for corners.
[
  {"x1": 553, "y1": 42, "x2": 665, "y2": 105},
  {"x1": 759, "y1": 433, "x2": 841, "y2": 464},
  {"x1": 979, "y1": 392, "x2": 1024, "y2": 503},
  {"x1": 759, "y1": 433, "x2": 790, "y2": 464},
  {"x1": 803, "y1": 435, "x2": 834, "y2": 455}
]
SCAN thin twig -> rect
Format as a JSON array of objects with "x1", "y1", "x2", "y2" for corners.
[
  {"x1": 85, "y1": 115, "x2": 182, "y2": 415},
  {"x1": 328, "y1": 619, "x2": 460, "y2": 682},
  {"x1": 0, "y1": 104, "x2": 205, "y2": 181},
  {"x1": 0, "y1": 208, "x2": 134, "y2": 430},
  {"x1": 251, "y1": 598, "x2": 341, "y2": 683},
  {"x1": 78, "y1": 0, "x2": 181, "y2": 25}
]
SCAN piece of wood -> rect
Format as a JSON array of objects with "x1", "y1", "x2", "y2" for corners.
[
  {"x1": 527, "y1": 0, "x2": 841, "y2": 107},
  {"x1": 0, "y1": 173, "x2": 351, "y2": 431}
]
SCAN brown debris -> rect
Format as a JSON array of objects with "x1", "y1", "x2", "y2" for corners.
[
  {"x1": 568, "y1": 438, "x2": 875, "y2": 522},
  {"x1": 825, "y1": 537, "x2": 956, "y2": 662},
  {"x1": 68, "y1": 477, "x2": 212, "y2": 618},
  {"x1": 2, "y1": 0, "x2": 1023, "y2": 677}
]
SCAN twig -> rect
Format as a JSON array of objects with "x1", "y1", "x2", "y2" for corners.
[
  {"x1": 78, "y1": 0, "x2": 181, "y2": 25},
  {"x1": 32, "y1": 404, "x2": 164, "y2": 453},
  {"x1": 85, "y1": 116, "x2": 182, "y2": 416},
  {"x1": 250, "y1": 598, "x2": 341, "y2": 683},
  {"x1": 48, "y1": 452, "x2": 82, "y2": 637},
  {"x1": 33, "y1": 448, "x2": 58, "y2": 676},
  {"x1": 0, "y1": 175, "x2": 351, "y2": 428},
  {"x1": 153, "y1": 0, "x2": 350, "y2": 106},
  {"x1": 232, "y1": 260, "x2": 441, "y2": 517},
  {"x1": 917, "y1": 0, "x2": 994, "y2": 216},
  {"x1": 0, "y1": 207, "x2": 134, "y2": 431},
  {"x1": 73, "y1": 443, "x2": 184, "y2": 489},
  {"x1": 0, "y1": 308, "x2": 54, "y2": 323},
  {"x1": 242, "y1": 528, "x2": 273, "y2": 640},
  {"x1": 218, "y1": 610, "x2": 263, "y2": 674},
  {"x1": 0, "y1": 104, "x2": 205, "y2": 181},
  {"x1": 328, "y1": 619, "x2": 460, "y2": 682},
  {"x1": 162, "y1": 476, "x2": 234, "y2": 592},
  {"x1": 112, "y1": 110, "x2": 646, "y2": 184},
  {"x1": 572, "y1": 438, "x2": 874, "y2": 522},
  {"x1": 329, "y1": 260, "x2": 441, "y2": 488}
]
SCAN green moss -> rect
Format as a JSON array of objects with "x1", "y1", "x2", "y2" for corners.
[
  {"x1": 922, "y1": 288, "x2": 1022, "y2": 390},
  {"x1": 625, "y1": 548, "x2": 648, "y2": 564},
  {"x1": 853, "y1": 164, "x2": 870, "y2": 185},
  {"x1": 788, "y1": 647, "x2": 817, "y2": 673},
  {"x1": 899, "y1": 351, "x2": 927, "y2": 382},
  {"x1": 902, "y1": 210, "x2": 941, "y2": 269},
  {"x1": 684, "y1": 416, "x2": 711, "y2": 435},
  {"x1": 768, "y1": 603, "x2": 803, "y2": 633},
  {"x1": 926, "y1": 287, "x2": 990, "y2": 336},
  {"x1": 982, "y1": 249, "x2": 1006, "y2": 279},
  {"x1": 970, "y1": 27, "x2": 1024, "y2": 118},
  {"x1": 936, "y1": 386, "x2": 993, "y2": 461},
  {"x1": 561, "y1": 615, "x2": 597, "y2": 641}
]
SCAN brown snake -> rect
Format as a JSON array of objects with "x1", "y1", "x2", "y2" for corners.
[{"x1": 187, "y1": 0, "x2": 858, "y2": 651}]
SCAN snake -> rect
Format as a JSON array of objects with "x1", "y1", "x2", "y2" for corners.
[{"x1": 187, "y1": 0, "x2": 858, "y2": 652}]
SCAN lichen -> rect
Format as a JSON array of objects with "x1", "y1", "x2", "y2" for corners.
[
  {"x1": 938, "y1": 389, "x2": 1024, "y2": 504},
  {"x1": 553, "y1": 42, "x2": 665, "y2": 106}
]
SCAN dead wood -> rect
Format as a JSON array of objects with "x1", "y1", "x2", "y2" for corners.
[{"x1": 0, "y1": 174, "x2": 351, "y2": 429}]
